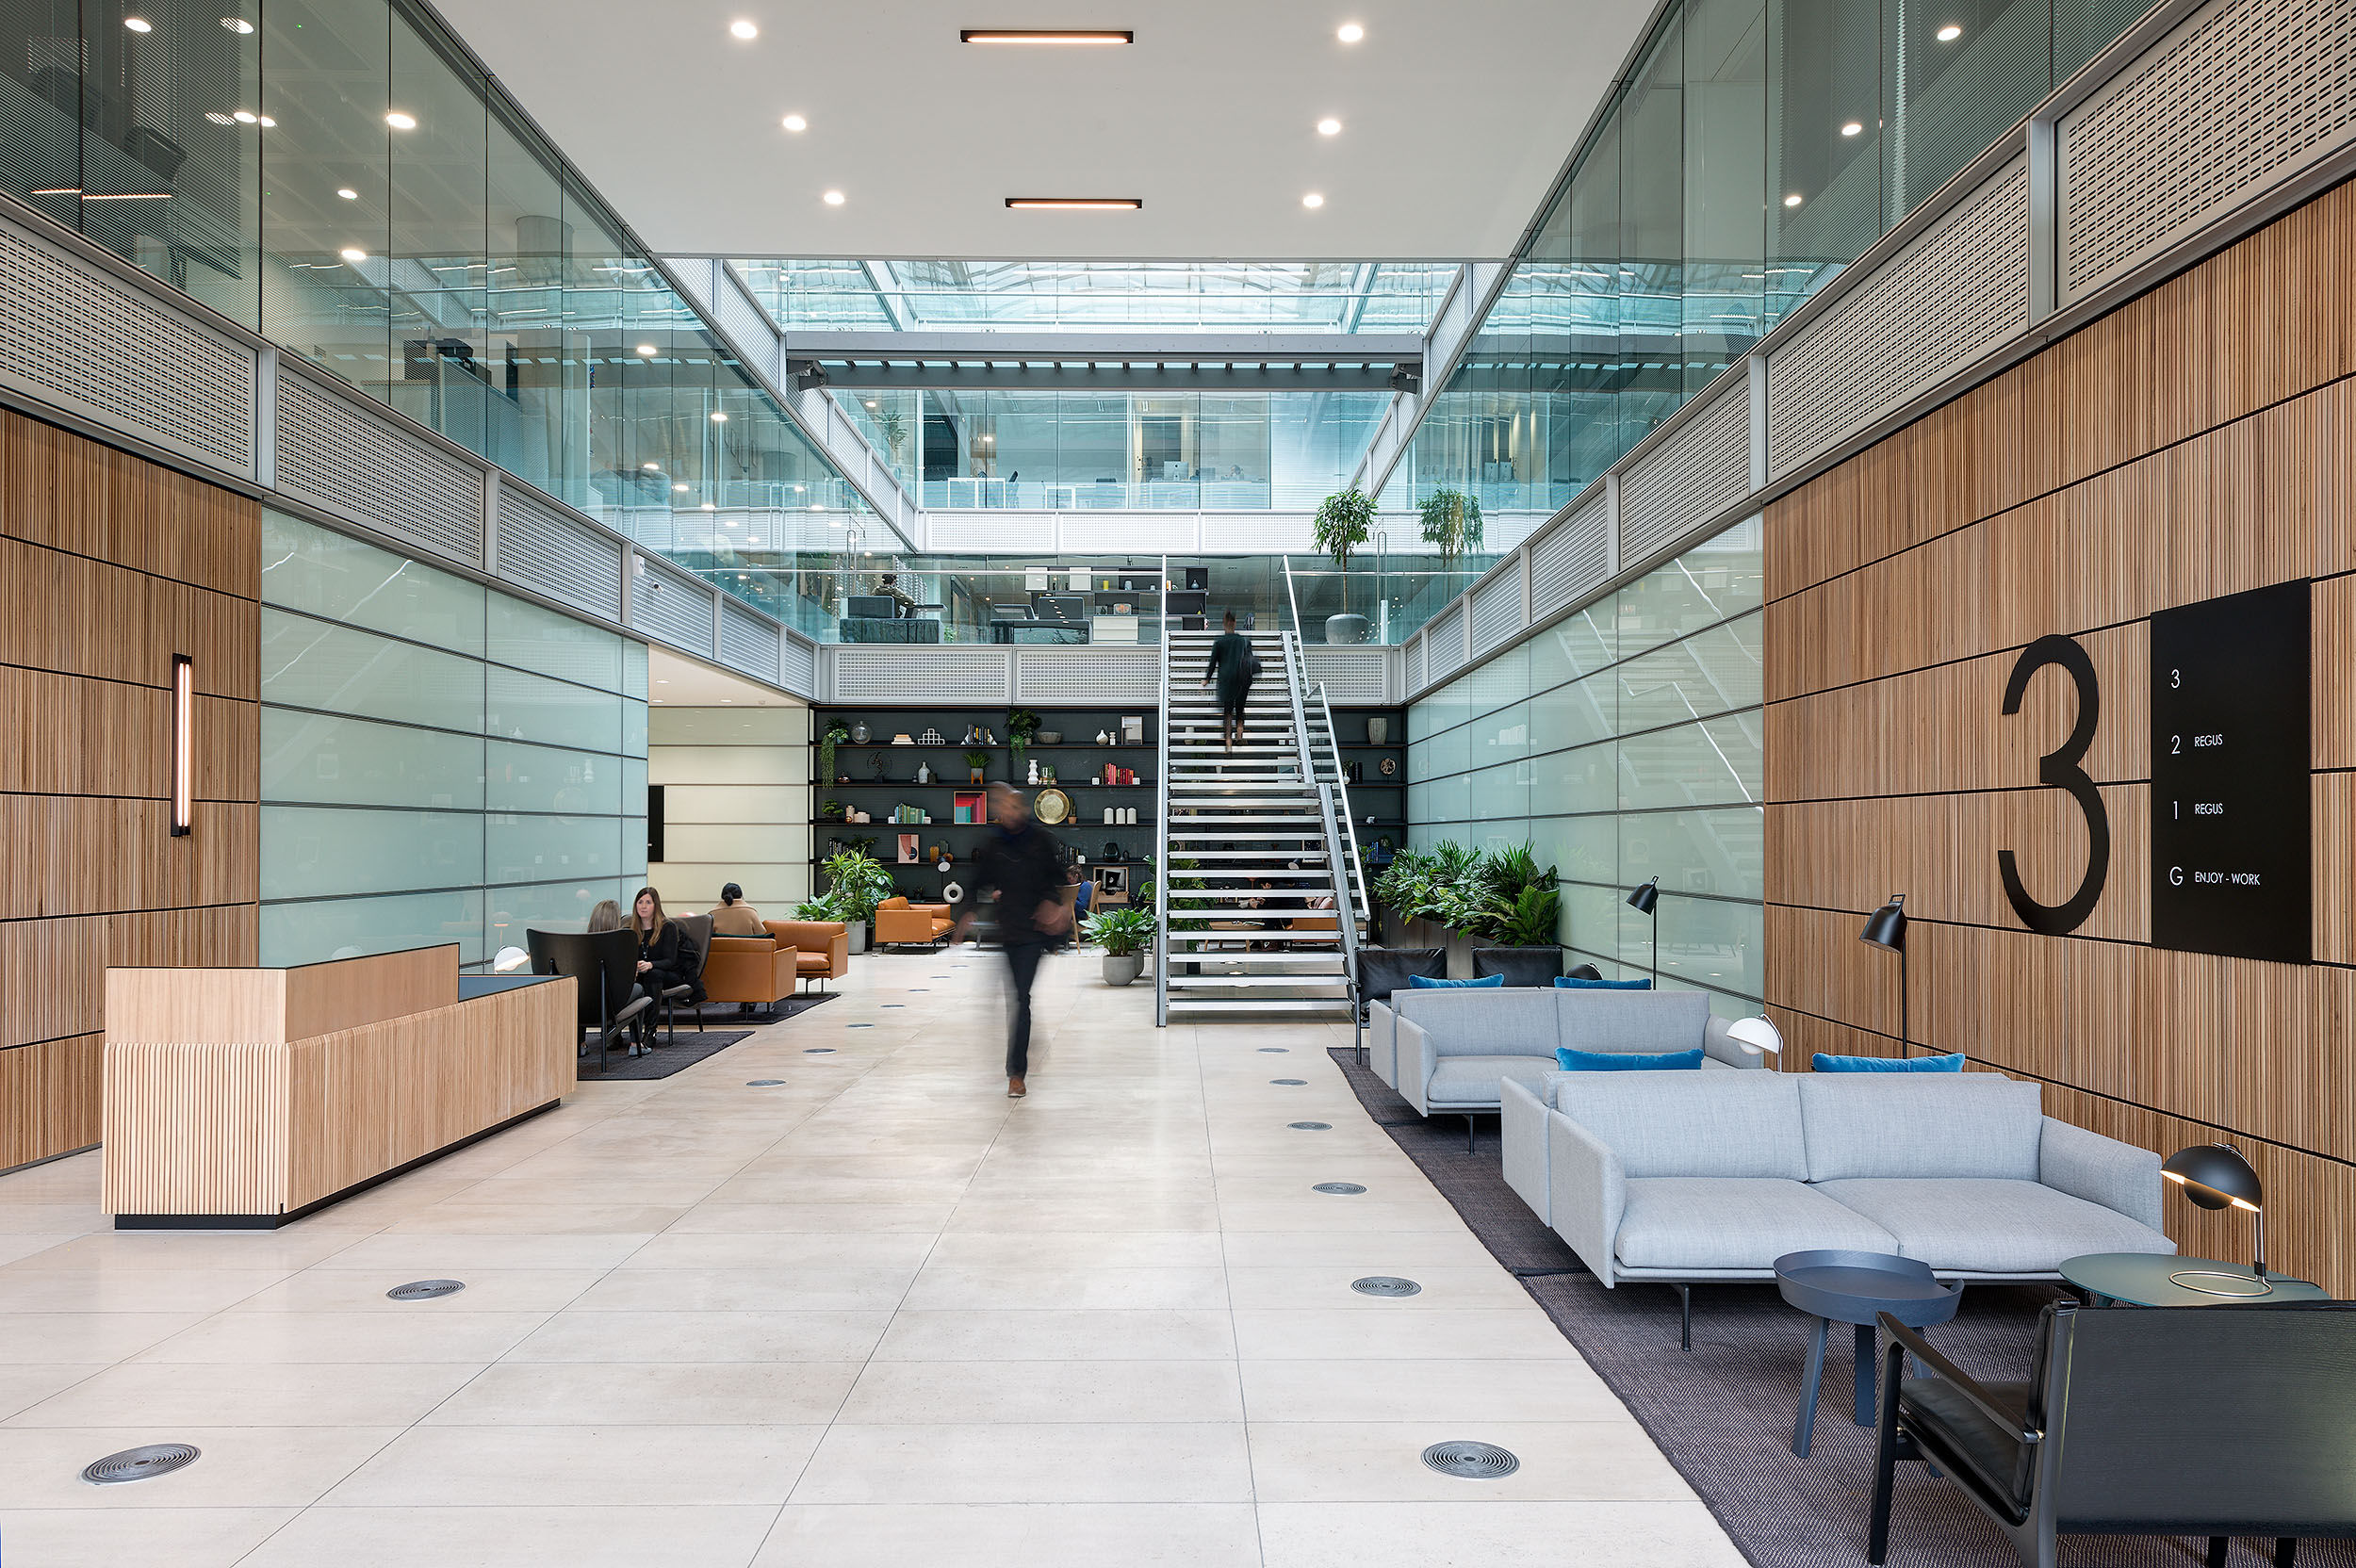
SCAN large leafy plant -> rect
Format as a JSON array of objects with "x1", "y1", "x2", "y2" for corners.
[
  {"x1": 1418, "y1": 487, "x2": 1484, "y2": 564},
  {"x1": 1374, "y1": 839, "x2": 1558, "y2": 943},
  {"x1": 819, "y1": 845, "x2": 894, "y2": 925},
  {"x1": 1081, "y1": 904, "x2": 1157, "y2": 957},
  {"x1": 1006, "y1": 708, "x2": 1041, "y2": 765},
  {"x1": 1312, "y1": 486, "x2": 1376, "y2": 616}
]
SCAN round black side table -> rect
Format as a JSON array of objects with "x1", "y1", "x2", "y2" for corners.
[{"x1": 1775, "y1": 1250, "x2": 1964, "y2": 1458}]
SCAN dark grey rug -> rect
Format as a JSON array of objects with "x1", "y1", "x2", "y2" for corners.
[
  {"x1": 1325, "y1": 1048, "x2": 2348, "y2": 1568},
  {"x1": 578, "y1": 1029, "x2": 755, "y2": 1082}
]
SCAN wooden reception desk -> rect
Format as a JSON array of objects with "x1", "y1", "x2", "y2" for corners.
[{"x1": 101, "y1": 944, "x2": 574, "y2": 1229}]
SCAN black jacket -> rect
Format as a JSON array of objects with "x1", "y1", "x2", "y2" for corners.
[
  {"x1": 975, "y1": 821, "x2": 1067, "y2": 945},
  {"x1": 638, "y1": 920, "x2": 701, "y2": 1000}
]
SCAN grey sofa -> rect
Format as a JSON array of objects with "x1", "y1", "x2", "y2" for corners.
[
  {"x1": 1501, "y1": 1070, "x2": 2173, "y2": 1326},
  {"x1": 1366, "y1": 988, "x2": 1764, "y2": 1145}
]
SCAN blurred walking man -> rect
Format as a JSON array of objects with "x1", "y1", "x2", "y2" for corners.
[{"x1": 957, "y1": 783, "x2": 1070, "y2": 1098}]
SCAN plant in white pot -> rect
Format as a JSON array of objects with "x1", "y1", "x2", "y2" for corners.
[
  {"x1": 1418, "y1": 485, "x2": 1484, "y2": 567},
  {"x1": 1312, "y1": 486, "x2": 1376, "y2": 644},
  {"x1": 1081, "y1": 904, "x2": 1156, "y2": 987}
]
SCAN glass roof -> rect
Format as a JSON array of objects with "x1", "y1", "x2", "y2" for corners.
[{"x1": 729, "y1": 260, "x2": 1457, "y2": 335}]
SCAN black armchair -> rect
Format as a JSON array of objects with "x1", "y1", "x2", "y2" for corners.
[
  {"x1": 1350, "y1": 946, "x2": 1447, "y2": 1065},
  {"x1": 1871, "y1": 1299, "x2": 2356, "y2": 1568},
  {"x1": 1473, "y1": 945, "x2": 1567, "y2": 987},
  {"x1": 527, "y1": 928, "x2": 651, "y2": 1072},
  {"x1": 659, "y1": 913, "x2": 712, "y2": 1043}
]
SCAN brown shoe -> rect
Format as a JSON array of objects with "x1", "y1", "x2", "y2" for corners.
[{"x1": 1007, "y1": 1076, "x2": 1027, "y2": 1099}]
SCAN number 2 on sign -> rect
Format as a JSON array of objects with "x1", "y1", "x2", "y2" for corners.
[{"x1": 1997, "y1": 634, "x2": 2109, "y2": 935}]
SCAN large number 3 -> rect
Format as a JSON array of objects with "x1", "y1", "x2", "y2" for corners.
[{"x1": 1998, "y1": 634, "x2": 2109, "y2": 935}]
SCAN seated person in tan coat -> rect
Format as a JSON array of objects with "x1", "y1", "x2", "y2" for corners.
[{"x1": 710, "y1": 882, "x2": 765, "y2": 936}]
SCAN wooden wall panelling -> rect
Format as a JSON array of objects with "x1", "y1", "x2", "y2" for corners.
[
  {"x1": 2315, "y1": 575, "x2": 2356, "y2": 768},
  {"x1": 0, "y1": 410, "x2": 259, "y2": 598},
  {"x1": 0, "y1": 1035, "x2": 103, "y2": 1169},
  {"x1": 0, "y1": 798, "x2": 256, "y2": 922},
  {"x1": 2315, "y1": 772, "x2": 2356, "y2": 963},
  {"x1": 280, "y1": 945, "x2": 460, "y2": 1041},
  {"x1": 0, "y1": 905, "x2": 256, "y2": 1055}
]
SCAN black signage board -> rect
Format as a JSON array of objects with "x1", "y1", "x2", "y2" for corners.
[{"x1": 2150, "y1": 579, "x2": 2311, "y2": 963}]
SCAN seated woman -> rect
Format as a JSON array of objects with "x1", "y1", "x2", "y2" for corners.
[
  {"x1": 586, "y1": 898, "x2": 624, "y2": 933},
  {"x1": 710, "y1": 882, "x2": 765, "y2": 936},
  {"x1": 628, "y1": 887, "x2": 695, "y2": 1046}
]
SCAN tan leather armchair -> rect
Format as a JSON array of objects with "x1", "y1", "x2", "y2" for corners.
[
  {"x1": 702, "y1": 933, "x2": 798, "y2": 1010},
  {"x1": 768, "y1": 920, "x2": 850, "y2": 988},
  {"x1": 873, "y1": 896, "x2": 953, "y2": 947}
]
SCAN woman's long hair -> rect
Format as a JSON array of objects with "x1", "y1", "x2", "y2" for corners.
[
  {"x1": 630, "y1": 886, "x2": 669, "y2": 938},
  {"x1": 586, "y1": 899, "x2": 624, "y2": 933}
]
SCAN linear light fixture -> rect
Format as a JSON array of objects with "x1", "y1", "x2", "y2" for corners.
[
  {"x1": 961, "y1": 28, "x2": 1132, "y2": 44},
  {"x1": 1005, "y1": 197, "x2": 1142, "y2": 210},
  {"x1": 171, "y1": 655, "x2": 193, "y2": 837},
  {"x1": 82, "y1": 191, "x2": 173, "y2": 201}
]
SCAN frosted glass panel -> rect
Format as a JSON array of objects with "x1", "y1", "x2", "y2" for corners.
[
  {"x1": 262, "y1": 709, "x2": 485, "y2": 810},
  {"x1": 622, "y1": 818, "x2": 648, "y2": 878},
  {"x1": 1562, "y1": 882, "x2": 1629, "y2": 956},
  {"x1": 623, "y1": 640, "x2": 649, "y2": 699},
  {"x1": 1617, "y1": 713, "x2": 1762, "y2": 810},
  {"x1": 1530, "y1": 741, "x2": 1618, "y2": 815},
  {"x1": 1531, "y1": 674, "x2": 1615, "y2": 754},
  {"x1": 1530, "y1": 609, "x2": 1616, "y2": 690},
  {"x1": 487, "y1": 814, "x2": 624, "y2": 884},
  {"x1": 1463, "y1": 645, "x2": 1529, "y2": 717},
  {"x1": 623, "y1": 697, "x2": 649, "y2": 758},
  {"x1": 262, "y1": 610, "x2": 486, "y2": 734},
  {"x1": 1657, "y1": 895, "x2": 1763, "y2": 998},
  {"x1": 260, "y1": 890, "x2": 485, "y2": 969},
  {"x1": 486, "y1": 740, "x2": 624, "y2": 815},
  {"x1": 1614, "y1": 530, "x2": 1764, "y2": 656},
  {"x1": 488, "y1": 878, "x2": 628, "y2": 943},
  {"x1": 1616, "y1": 619, "x2": 1764, "y2": 733},
  {"x1": 488, "y1": 593, "x2": 624, "y2": 693},
  {"x1": 1472, "y1": 701, "x2": 1530, "y2": 766},
  {"x1": 622, "y1": 756, "x2": 649, "y2": 813},
  {"x1": 262, "y1": 805, "x2": 485, "y2": 899},
  {"x1": 1469, "y1": 760, "x2": 1530, "y2": 825},
  {"x1": 1619, "y1": 806, "x2": 1765, "y2": 901},
  {"x1": 485, "y1": 666, "x2": 624, "y2": 755},
  {"x1": 261, "y1": 511, "x2": 485, "y2": 655},
  {"x1": 1534, "y1": 815, "x2": 1619, "y2": 886}
]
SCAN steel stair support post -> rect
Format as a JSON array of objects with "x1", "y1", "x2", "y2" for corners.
[
  {"x1": 1154, "y1": 563, "x2": 1173, "y2": 1029},
  {"x1": 1310, "y1": 678, "x2": 1368, "y2": 927}
]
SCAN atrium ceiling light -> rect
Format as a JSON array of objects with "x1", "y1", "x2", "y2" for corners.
[
  {"x1": 1317, "y1": 117, "x2": 1342, "y2": 136},
  {"x1": 960, "y1": 28, "x2": 1133, "y2": 44},
  {"x1": 232, "y1": 110, "x2": 257, "y2": 123},
  {"x1": 710, "y1": 410, "x2": 729, "y2": 422},
  {"x1": 1936, "y1": 23, "x2": 1962, "y2": 39},
  {"x1": 1783, "y1": 192, "x2": 1804, "y2": 207},
  {"x1": 1301, "y1": 192, "x2": 1325, "y2": 208},
  {"x1": 1336, "y1": 22, "x2": 1364, "y2": 42},
  {"x1": 823, "y1": 189, "x2": 846, "y2": 204},
  {"x1": 1006, "y1": 197, "x2": 1141, "y2": 210},
  {"x1": 729, "y1": 19, "x2": 759, "y2": 39},
  {"x1": 1841, "y1": 121, "x2": 1863, "y2": 136},
  {"x1": 257, "y1": 115, "x2": 275, "y2": 126},
  {"x1": 635, "y1": 342, "x2": 658, "y2": 355},
  {"x1": 673, "y1": 482, "x2": 691, "y2": 492},
  {"x1": 339, "y1": 247, "x2": 368, "y2": 261},
  {"x1": 641, "y1": 462, "x2": 661, "y2": 470},
  {"x1": 123, "y1": 16, "x2": 153, "y2": 32},
  {"x1": 385, "y1": 110, "x2": 417, "y2": 129},
  {"x1": 781, "y1": 113, "x2": 807, "y2": 131},
  {"x1": 335, "y1": 187, "x2": 357, "y2": 199},
  {"x1": 221, "y1": 16, "x2": 254, "y2": 31}
]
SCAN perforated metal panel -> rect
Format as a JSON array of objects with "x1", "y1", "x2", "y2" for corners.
[
  {"x1": 780, "y1": 632, "x2": 817, "y2": 696},
  {"x1": 496, "y1": 484, "x2": 624, "y2": 622},
  {"x1": 1618, "y1": 387, "x2": 1752, "y2": 566},
  {"x1": 0, "y1": 216, "x2": 254, "y2": 473},
  {"x1": 1204, "y1": 513, "x2": 1315, "y2": 552},
  {"x1": 2059, "y1": 0, "x2": 2356, "y2": 302},
  {"x1": 1529, "y1": 496, "x2": 1611, "y2": 623},
  {"x1": 629, "y1": 555, "x2": 716, "y2": 652},
  {"x1": 1015, "y1": 648, "x2": 1159, "y2": 703},
  {"x1": 1468, "y1": 556, "x2": 1526, "y2": 656},
  {"x1": 719, "y1": 598, "x2": 781, "y2": 680},
  {"x1": 710, "y1": 271, "x2": 782, "y2": 374},
  {"x1": 275, "y1": 370, "x2": 484, "y2": 564},
  {"x1": 928, "y1": 512, "x2": 1055, "y2": 550},
  {"x1": 1305, "y1": 647, "x2": 1388, "y2": 705},
  {"x1": 1410, "y1": 633, "x2": 1428, "y2": 694},
  {"x1": 834, "y1": 646, "x2": 1011, "y2": 704},
  {"x1": 1425, "y1": 602, "x2": 1465, "y2": 685},
  {"x1": 1767, "y1": 158, "x2": 2031, "y2": 477},
  {"x1": 1060, "y1": 515, "x2": 1195, "y2": 553}
]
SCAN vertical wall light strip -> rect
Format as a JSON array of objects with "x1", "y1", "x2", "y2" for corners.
[{"x1": 172, "y1": 654, "x2": 192, "y2": 837}]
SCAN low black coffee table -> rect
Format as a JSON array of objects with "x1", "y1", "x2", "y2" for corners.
[{"x1": 1775, "y1": 1250, "x2": 1964, "y2": 1458}]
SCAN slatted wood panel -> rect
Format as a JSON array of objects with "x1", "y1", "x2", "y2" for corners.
[
  {"x1": 0, "y1": 412, "x2": 260, "y2": 1171},
  {"x1": 1764, "y1": 177, "x2": 2356, "y2": 1294},
  {"x1": 102, "y1": 978, "x2": 573, "y2": 1217},
  {"x1": 105, "y1": 945, "x2": 461, "y2": 1046}
]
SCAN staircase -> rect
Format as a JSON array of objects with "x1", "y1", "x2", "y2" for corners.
[{"x1": 1153, "y1": 624, "x2": 1364, "y2": 1023}]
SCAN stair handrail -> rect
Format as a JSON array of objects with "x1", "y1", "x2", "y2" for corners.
[
  {"x1": 1283, "y1": 629, "x2": 1361, "y2": 1019},
  {"x1": 1309, "y1": 677, "x2": 1368, "y2": 930},
  {"x1": 1153, "y1": 552, "x2": 1171, "y2": 1028}
]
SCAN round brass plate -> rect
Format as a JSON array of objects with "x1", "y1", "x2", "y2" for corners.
[{"x1": 1035, "y1": 788, "x2": 1073, "y2": 825}]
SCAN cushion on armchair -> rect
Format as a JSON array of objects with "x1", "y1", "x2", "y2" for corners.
[
  {"x1": 1410, "y1": 973, "x2": 1503, "y2": 988},
  {"x1": 1813, "y1": 1051, "x2": 1966, "y2": 1072}
]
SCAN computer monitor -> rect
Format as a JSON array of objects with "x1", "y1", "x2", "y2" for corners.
[{"x1": 845, "y1": 595, "x2": 896, "y2": 620}]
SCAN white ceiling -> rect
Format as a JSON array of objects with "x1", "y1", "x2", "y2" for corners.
[
  {"x1": 648, "y1": 645, "x2": 807, "y2": 708},
  {"x1": 434, "y1": 0, "x2": 1653, "y2": 261}
]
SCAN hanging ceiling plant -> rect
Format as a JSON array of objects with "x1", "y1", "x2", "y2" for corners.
[{"x1": 1419, "y1": 487, "x2": 1484, "y2": 564}]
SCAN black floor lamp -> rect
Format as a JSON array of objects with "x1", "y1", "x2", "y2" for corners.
[
  {"x1": 1859, "y1": 893, "x2": 1908, "y2": 1053},
  {"x1": 1626, "y1": 877, "x2": 1661, "y2": 985}
]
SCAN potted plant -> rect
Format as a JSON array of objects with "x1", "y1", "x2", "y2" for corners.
[
  {"x1": 964, "y1": 749, "x2": 990, "y2": 784},
  {"x1": 819, "y1": 844, "x2": 893, "y2": 954},
  {"x1": 818, "y1": 797, "x2": 846, "y2": 824},
  {"x1": 1312, "y1": 486, "x2": 1376, "y2": 644},
  {"x1": 818, "y1": 720, "x2": 849, "y2": 786},
  {"x1": 1081, "y1": 904, "x2": 1156, "y2": 987},
  {"x1": 1006, "y1": 709, "x2": 1041, "y2": 768},
  {"x1": 1419, "y1": 486, "x2": 1485, "y2": 565}
]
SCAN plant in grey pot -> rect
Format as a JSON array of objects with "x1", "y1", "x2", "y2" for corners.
[
  {"x1": 819, "y1": 845, "x2": 892, "y2": 955},
  {"x1": 1312, "y1": 486, "x2": 1376, "y2": 645},
  {"x1": 964, "y1": 749, "x2": 990, "y2": 784},
  {"x1": 1082, "y1": 904, "x2": 1156, "y2": 987}
]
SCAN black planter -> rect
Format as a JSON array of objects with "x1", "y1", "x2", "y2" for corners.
[{"x1": 1470, "y1": 944, "x2": 1567, "y2": 988}]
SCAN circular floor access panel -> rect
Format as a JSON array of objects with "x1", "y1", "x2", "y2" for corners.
[
  {"x1": 384, "y1": 1279, "x2": 465, "y2": 1301},
  {"x1": 1288, "y1": 1121, "x2": 1332, "y2": 1131},
  {"x1": 1312, "y1": 1182, "x2": 1366, "y2": 1195},
  {"x1": 82, "y1": 1444, "x2": 200, "y2": 1485},
  {"x1": 1352, "y1": 1276, "x2": 1422, "y2": 1298},
  {"x1": 1422, "y1": 1441, "x2": 1519, "y2": 1479}
]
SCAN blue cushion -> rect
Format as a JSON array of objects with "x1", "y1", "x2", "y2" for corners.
[
  {"x1": 1555, "y1": 975, "x2": 1652, "y2": 990},
  {"x1": 1811, "y1": 1052, "x2": 1967, "y2": 1073},
  {"x1": 1556, "y1": 1046, "x2": 1706, "y2": 1072},
  {"x1": 1409, "y1": 973, "x2": 1505, "y2": 989}
]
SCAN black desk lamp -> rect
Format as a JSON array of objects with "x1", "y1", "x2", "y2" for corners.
[
  {"x1": 1626, "y1": 877, "x2": 1660, "y2": 985},
  {"x1": 2162, "y1": 1142, "x2": 2271, "y2": 1295},
  {"x1": 1858, "y1": 893, "x2": 1908, "y2": 1054}
]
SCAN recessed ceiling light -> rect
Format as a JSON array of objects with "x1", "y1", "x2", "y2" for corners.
[
  {"x1": 1336, "y1": 22, "x2": 1364, "y2": 42},
  {"x1": 232, "y1": 109, "x2": 257, "y2": 123},
  {"x1": 781, "y1": 113, "x2": 806, "y2": 132},
  {"x1": 1841, "y1": 121, "x2": 1863, "y2": 136},
  {"x1": 123, "y1": 16, "x2": 152, "y2": 32},
  {"x1": 960, "y1": 28, "x2": 1132, "y2": 43},
  {"x1": 384, "y1": 110, "x2": 417, "y2": 129},
  {"x1": 205, "y1": 111, "x2": 235, "y2": 125},
  {"x1": 257, "y1": 115, "x2": 275, "y2": 126},
  {"x1": 339, "y1": 247, "x2": 368, "y2": 261},
  {"x1": 673, "y1": 482, "x2": 690, "y2": 492},
  {"x1": 220, "y1": 16, "x2": 254, "y2": 31},
  {"x1": 642, "y1": 462, "x2": 660, "y2": 470},
  {"x1": 864, "y1": 400, "x2": 877, "y2": 408},
  {"x1": 701, "y1": 501, "x2": 716, "y2": 511},
  {"x1": 656, "y1": 678, "x2": 668, "y2": 683},
  {"x1": 1005, "y1": 197, "x2": 1142, "y2": 210},
  {"x1": 1936, "y1": 23, "x2": 1962, "y2": 39},
  {"x1": 823, "y1": 189, "x2": 845, "y2": 204},
  {"x1": 729, "y1": 19, "x2": 759, "y2": 39},
  {"x1": 710, "y1": 411, "x2": 729, "y2": 422},
  {"x1": 720, "y1": 697, "x2": 732, "y2": 703},
  {"x1": 335, "y1": 186, "x2": 358, "y2": 199},
  {"x1": 1301, "y1": 192, "x2": 1325, "y2": 208},
  {"x1": 635, "y1": 343, "x2": 657, "y2": 355},
  {"x1": 1783, "y1": 192, "x2": 1804, "y2": 207},
  {"x1": 1317, "y1": 117, "x2": 1342, "y2": 136}
]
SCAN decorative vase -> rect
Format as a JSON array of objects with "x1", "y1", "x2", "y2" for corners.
[
  {"x1": 1366, "y1": 715, "x2": 1388, "y2": 745},
  {"x1": 846, "y1": 923, "x2": 869, "y2": 955},
  {"x1": 970, "y1": 768, "x2": 986, "y2": 784},
  {"x1": 1325, "y1": 613, "x2": 1371, "y2": 645},
  {"x1": 850, "y1": 721, "x2": 871, "y2": 744},
  {"x1": 1103, "y1": 952, "x2": 1143, "y2": 987}
]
